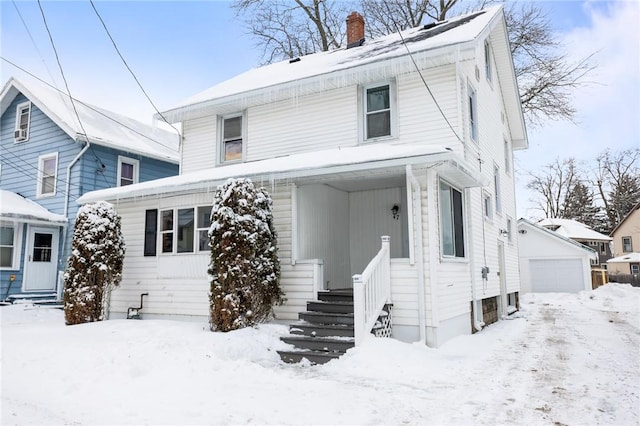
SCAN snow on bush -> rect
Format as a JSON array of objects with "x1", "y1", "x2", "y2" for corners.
[
  {"x1": 208, "y1": 178, "x2": 284, "y2": 332},
  {"x1": 63, "y1": 201, "x2": 125, "y2": 325}
]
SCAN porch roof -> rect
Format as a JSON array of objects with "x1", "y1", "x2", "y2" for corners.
[
  {"x1": 77, "y1": 143, "x2": 485, "y2": 204},
  {"x1": 0, "y1": 190, "x2": 67, "y2": 225}
]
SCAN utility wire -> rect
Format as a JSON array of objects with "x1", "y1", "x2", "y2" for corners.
[
  {"x1": 11, "y1": 0, "x2": 60, "y2": 89},
  {"x1": 1, "y1": 56, "x2": 180, "y2": 154},
  {"x1": 88, "y1": 0, "x2": 181, "y2": 137}
]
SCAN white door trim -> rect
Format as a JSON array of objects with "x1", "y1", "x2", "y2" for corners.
[{"x1": 23, "y1": 225, "x2": 59, "y2": 292}]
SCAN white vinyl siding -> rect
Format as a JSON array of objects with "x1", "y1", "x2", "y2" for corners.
[{"x1": 182, "y1": 116, "x2": 217, "y2": 172}]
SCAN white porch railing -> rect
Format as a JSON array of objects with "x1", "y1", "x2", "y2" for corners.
[{"x1": 352, "y1": 236, "x2": 391, "y2": 345}]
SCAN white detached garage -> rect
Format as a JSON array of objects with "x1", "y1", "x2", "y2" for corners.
[{"x1": 518, "y1": 219, "x2": 597, "y2": 293}]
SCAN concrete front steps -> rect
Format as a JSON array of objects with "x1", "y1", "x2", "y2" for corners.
[{"x1": 278, "y1": 289, "x2": 355, "y2": 365}]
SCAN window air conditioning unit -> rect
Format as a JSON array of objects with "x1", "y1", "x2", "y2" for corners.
[{"x1": 14, "y1": 129, "x2": 27, "y2": 141}]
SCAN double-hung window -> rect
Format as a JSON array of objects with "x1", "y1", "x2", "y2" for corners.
[
  {"x1": 14, "y1": 102, "x2": 31, "y2": 142},
  {"x1": 117, "y1": 156, "x2": 139, "y2": 186},
  {"x1": 37, "y1": 152, "x2": 58, "y2": 197},
  {"x1": 221, "y1": 115, "x2": 243, "y2": 163},
  {"x1": 483, "y1": 192, "x2": 493, "y2": 221},
  {"x1": 494, "y1": 165, "x2": 502, "y2": 214},
  {"x1": 159, "y1": 206, "x2": 212, "y2": 254},
  {"x1": 468, "y1": 84, "x2": 478, "y2": 143},
  {"x1": 439, "y1": 180, "x2": 465, "y2": 258},
  {"x1": 622, "y1": 236, "x2": 632, "y2": 252},
  {"x1": 363, "y1": 82, "x2": 396, "y2": 140},
  {"x1": 484, "y1": 41, "x2": 492, "y2": 83},
  {"x1": 504, "y1": 138, "x2": 511, "y2": 175},
  {"x1": 0, "y1": 223, "x2": 20, "y2": 269}
]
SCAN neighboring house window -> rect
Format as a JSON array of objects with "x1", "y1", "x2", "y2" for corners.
[
  {"x1": 484, "y1": 41, "x2": 492, "y2": 83},
  {"x1": 0, "y1": 223, "x2": 20, "y2": 269},
  {"x1": 483, "y1": 192, "x2": 493, "y2": 220},
  {"x1": 599, "y1": 242, "x2": 606, "y2": 253},
  {"x1": 37, "y1": 152, "x2": 58, "y2": 197},
  {"x1": 14, "y1": 101, "x2": 31, "y2": 142},
  {"x1": 363, "y1": 82, "x2": 396, "y2": 140},
  {"x1": 159, "y1": 206, "x2": 213, "y2": 254},
  {"x1": 591, "y1": 258, "x2": 599, "y2": 266},
  {"x1": 494, "y1": 165, "x2": 502, "y2": 214},
  {"x1": 439, "y1": 180, "x2": 465, "y2": 258},
  {"x1": 631, "y1": 264, "x2": 639, "y2": 274},
  {"x1": 504, "y1": 138, "x2": 511, "y2": 175},
  {"x1": 622, "y1": 236, "x2": 632, "y2": 252},
  {"x1": 144, "y1": 209, "x2": 158, "y2": 256},
  {"x1": 468, "y1": 83, "x2": 478, "y2": 143},
  {"x1": 117, "y1": 156, "x2": 139, "y2": 186},
  {"x1": 220, "y1": 115, "x2": 243, "y2": 163}
]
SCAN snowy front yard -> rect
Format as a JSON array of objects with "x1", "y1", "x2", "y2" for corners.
[{"x1": 1, "y1": 284, "x2": 638, "y2": 425}]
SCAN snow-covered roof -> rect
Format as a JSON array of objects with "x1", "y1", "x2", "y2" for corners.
[
  {"x1": 0, "y1": 190, "x2": 67, "y2": 225},
  {"x1": 78, "y1": 143, "x2": 481, "y2": 204},
  {"x1": 607, "y1": 252, "x2": 640, "y2": 263},
  {"x1": 161, "y1": 5, "x2": 525, "y2": 147},
  {"x1": 518, "y1": 218, "x2": 598, "y2": 259},
  {"x1": 0, "y1": 77, "x2": 180, "y2": 163},
  {"x1": 537, "y1": 218, "x2": 612, "y2": 242}
]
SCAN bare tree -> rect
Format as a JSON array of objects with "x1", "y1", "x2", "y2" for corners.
[
  {"x1": 527, "y1": 158, "x2": 581, "y2": 218},
  {"x1": 594, "y1": 148, "x2": 640, "y2": 230}
]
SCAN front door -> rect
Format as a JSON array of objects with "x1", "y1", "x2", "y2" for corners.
[{"x1": 23, "y1": 226, "x2": 59, "y2": 292}]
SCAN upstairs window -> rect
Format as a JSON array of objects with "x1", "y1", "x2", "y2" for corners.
[
  {"x1": 494, "y1": 165, "x2": 502, "y2": 214},
  {"x1": 504, "y1": 138, "x2": 511, "y2": 175},
  {"x1": 14, "y1": 102, "x2": 31, "y2": 142},
  {"x1": 363, "y1": 82, "x2": 396, "y2": 141},
  {"x1": 117, "y1": 156, "x2": 139, "y2": 186},
  {"x1": 37, "y1": 152, "x2": 58, "y2": 197},
  {"x1": 484, "y1": 41, "x2": 492, "y2": 83},
  {"x1": 483, "y1": 192, "x2": 493, "y2": 220},
  {"x1": 439, "y1": 180, "x2": 465, "y2": 258},
  {"x1": 468, "y1": 84, "x2": 478, "y2": 143},
  {"x1": 221, "y1": 115, "x2": 243, "y2": 163},
  {"x1": 622, "y1": 236, "x2": 632, "y2": 252}
]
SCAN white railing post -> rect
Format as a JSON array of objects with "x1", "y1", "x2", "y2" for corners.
[
  {"x1": 352, "y1": 274, "x2": 365, "y2": 345},
  {"x1": 381, "y1": 236, "x2": 391, "y2": 303}
]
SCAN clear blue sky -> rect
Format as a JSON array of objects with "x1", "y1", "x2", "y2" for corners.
[{"x1": 1, "y1": 1, "x2": 638, "y2": 219}]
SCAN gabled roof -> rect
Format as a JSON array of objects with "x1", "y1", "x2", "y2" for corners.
[
  {"x1": 518, "y1": 218, "x2": 597, "y2": 259},
  {"x1": 0, "y1": 190, "x2": 67, "y2": 225},
  {"x1": 0, "y1": 77, "x2": 180, "y2": 163},
  {"x1": 537, "y1": 218, "x2": 612, "y2": 242},
  {"x1": 162, "y1": 5, "x2": 526, "y2": 148},
  {"x1": 609, "y1": 201, "x2": 640, "y2": 236}
]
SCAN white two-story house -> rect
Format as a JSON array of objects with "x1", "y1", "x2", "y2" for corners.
[{"x1": 79, "y1": 5, "x2": 527, "y2": 348}]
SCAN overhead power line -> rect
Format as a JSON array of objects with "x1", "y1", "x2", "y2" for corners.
[{"x1": 88, "y1": 0, "x2": 181, "y2": 137}]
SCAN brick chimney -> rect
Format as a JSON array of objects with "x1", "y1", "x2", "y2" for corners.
[{"x1": 346, "y1": 11, "x2": 365, "y2": 48}]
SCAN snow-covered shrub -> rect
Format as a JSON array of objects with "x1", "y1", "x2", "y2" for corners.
[
  {"x1": 63, "y1": 201, "x2": 125, "y2": 325},
  {"x1": 208, "y1": 178, "x2": 284, "y2": 332}
]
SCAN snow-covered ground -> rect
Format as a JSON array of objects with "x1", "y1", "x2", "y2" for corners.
[{"x1": 1, "y1": 284, "x2": 638, "y2": 425}]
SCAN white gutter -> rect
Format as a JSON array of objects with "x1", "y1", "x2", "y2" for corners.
[{"x1": 406, "y1": 165, "x2": 426, "y2": 344}]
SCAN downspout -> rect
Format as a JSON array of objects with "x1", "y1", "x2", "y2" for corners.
[
  {"x1": 58, "y1": 139, "x2": 90, "y2": 298},
  {"x1": 424, "y1": 168, "x2": 440, "y2": 344},
  {"x1": 406, "y1": 165, "x2": 426, "y2": 344},
  {"x1": 467, "y1": 187, "x2": 485, "y2": 331}
]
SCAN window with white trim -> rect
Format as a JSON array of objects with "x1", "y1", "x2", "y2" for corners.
[
  {"x1": 483, "y1": 191, "x2": 493, "y2": 221},
  {"x1": 506, "y1": 216, "x2": 513, "y2": 243},
  {"x1": 484, "y1": 41, "x2": 492, "y2": 83},
  {"x1": 14, "y1": 101, "x2": 31, "y2": 142},
  {"x1": 631, "y1": 264, "x2": 639, "y2": 274},
  {"x1": 504, "y1": 138, "x2": 511, "y2": 175},
  {"x1": 363, "y1": 82, "x2": 396, "y2": 140},
  {"x1": 494, "y1": 164, "x2": 502, "y2": 214},
  {"x1": 220, "y1": 114, "x2": 243, "y2": 163},
  {"x1": 37, "y1": 152, "x2": 58, "y2": 197},
  {"x1": 0, "y1": 223, "x2": 21, "y2": 269},
  {"x1": 622, "y1": 236, "x2": 632, "y2": 252},
  {"x1": 117, "y1": 156, "x2": 139, "y2": 186},
  {"x1": 160, "y1": 206, "x2": 213, "y2": 254},
  {"x1": 439, "y1": 180, "x2": 465, "y2": 258},
  {"x1": 468, "y1": 83, "x2": 478, "y2": 143}
]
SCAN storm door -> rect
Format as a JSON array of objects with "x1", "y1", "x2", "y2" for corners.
[{"x1": 23, "y1": 226, "x2": 59, "y2": 292}]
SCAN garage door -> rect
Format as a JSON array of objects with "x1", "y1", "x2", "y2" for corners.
[{"x1": 529, "y1": 258, "x2": 585, "y2": 293}]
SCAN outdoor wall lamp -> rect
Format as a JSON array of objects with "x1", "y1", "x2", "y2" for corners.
[
  {"x1": 499, "y1": 229, "x2": 509, "y2": 237},
  {"x1": 391, "y1": 204, "x2": 400, "y2": 220}
]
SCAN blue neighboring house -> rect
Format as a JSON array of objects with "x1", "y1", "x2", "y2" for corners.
[{"x1": 0, "y1": 76, "x2": 180, "y2": 302}]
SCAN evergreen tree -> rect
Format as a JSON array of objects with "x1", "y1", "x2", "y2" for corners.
[
  {"x1": 562, "y1": 181, "x2": 604, "y2": 231},
  {"x1": 208, "y1": 178, "x2": 284, "y2": 332},
  {"x1": 63, "y1": 201, "x2": 125, "y2": 325}
]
